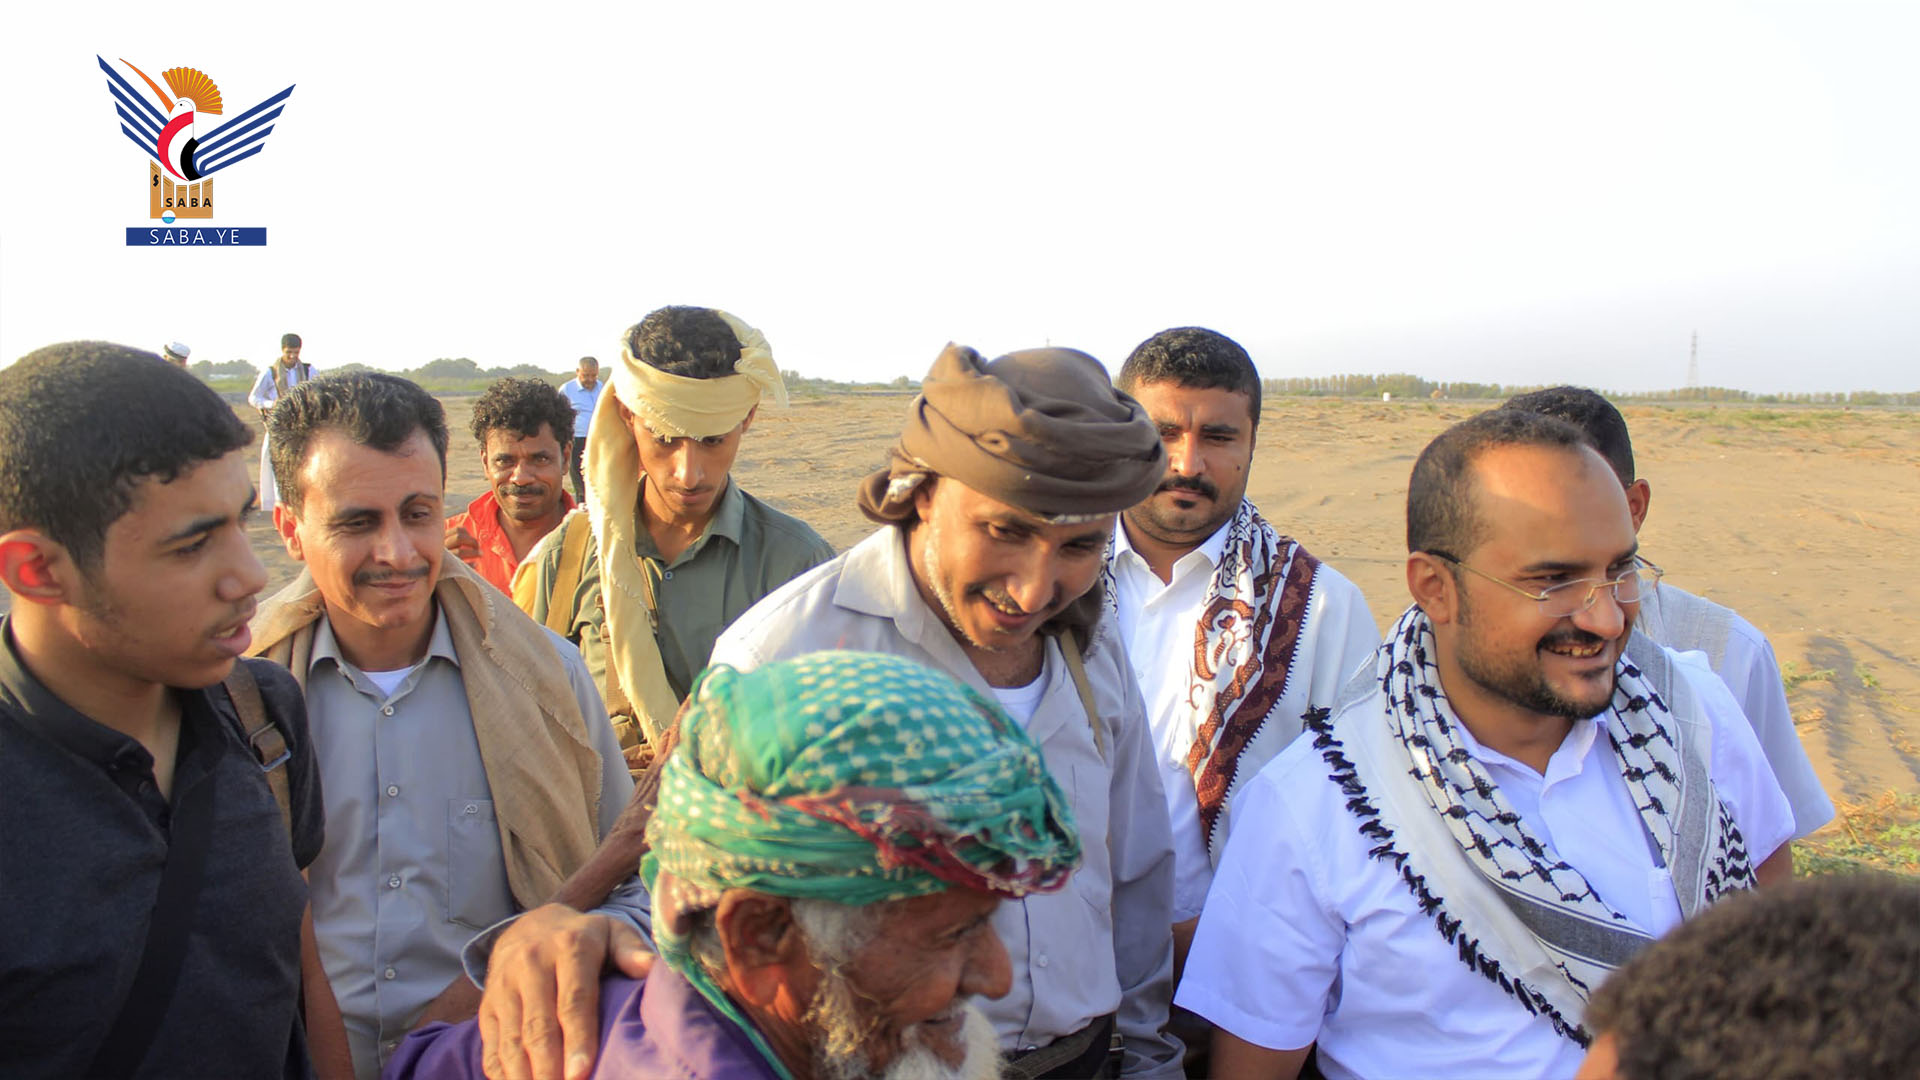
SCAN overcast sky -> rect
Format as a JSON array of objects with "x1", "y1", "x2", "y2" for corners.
[{"x1": 4, "y1": 2, "x2": 1914, "y2": 393}]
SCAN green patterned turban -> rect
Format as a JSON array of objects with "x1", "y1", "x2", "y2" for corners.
[{"x1": 640, "y1": 651, "x2": 1080, "y2": 1062}]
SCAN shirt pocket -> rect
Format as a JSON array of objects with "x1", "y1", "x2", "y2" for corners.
[{"x1": 446, "y1": 799, "x2": 513, "y2": 930}]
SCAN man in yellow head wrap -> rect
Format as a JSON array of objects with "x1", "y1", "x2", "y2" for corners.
[{"x1": 513, "y1": 306, "x2": 833, "y2": 768}]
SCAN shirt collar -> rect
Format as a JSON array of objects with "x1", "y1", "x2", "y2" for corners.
[
  {"x1": 308, "y1": 603, "x2": 460, "y2": 677},
  {"x1": 0, "y1": 616, "x2": 221, "y2": 774},
  {"x1": 832, "y1": 526, "x2": 942, "y2": 646},
  {"x1": 466, "y1": 489, "x2": 576, "y2": 537},
  {"x1": 1453, "y1": 707, "x2": 1613, "y2": 777},
  {"x1": 1110, "y1": 511, "x2": 1234, "y2": 576},
  {"x1": 635, "y1": 478, "x2": 746, "y2": 562}
]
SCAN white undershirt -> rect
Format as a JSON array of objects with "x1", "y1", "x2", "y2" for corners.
[
  {"x1": 988, "y1": 672, "x2": 1048, "y2": 729},
  {"x1": 361, "y1": 665, "x2": 417, "y2": 699}
]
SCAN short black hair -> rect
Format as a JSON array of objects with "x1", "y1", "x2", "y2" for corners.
[
  {"x1": 1407, "y1": 408, "x2": 1588, "y2": 556},
  {"x1": 281, "y1": 332, "x2": 301, "y2": 349},
  {"x1": 1116, "y1": 327, "x2": 1262, "y2": 427},
  {"x1": 624, "y1": 306, "x2": 741, "y2": 379},
  {"x1": 469, "y1": 377, "x2": 575, "y2": 451},
  {"x1": 0, "y1": 342, "x2": 250, "y2": 572},
  {"x1": 1502, "y1": 386, "x2": 1635, "y2": 485},
  {"x1": 1586, "y1": 873, "x2": 1920, "y2": 1080},
  {"x1": 268, "y1": 373, "x2": 449, "y2": 515}
]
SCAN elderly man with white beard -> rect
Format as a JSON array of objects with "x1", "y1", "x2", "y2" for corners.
[{"x1": 384, "y1": 650, "x2": 1083, "y2": 1080}]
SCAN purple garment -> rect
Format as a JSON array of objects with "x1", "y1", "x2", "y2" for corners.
[{"x1": 383, "y1": 965, "x2": 780, "y2": 1080}]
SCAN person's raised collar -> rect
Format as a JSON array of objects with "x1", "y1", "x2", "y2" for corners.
[
  {"x1": 309, "y1": 602, "x2": 459, "y2": 677},
  {"x1": 638, "y1": 478, "x2": 747, "y2": 563},
  {"x1": 1112, "y1": 508, "x2": 1234, "y2": 577}
]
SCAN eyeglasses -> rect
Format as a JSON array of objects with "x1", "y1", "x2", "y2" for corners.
[{"x1": 1425, "y1": 551, "x2": 1665, "y2": 618}]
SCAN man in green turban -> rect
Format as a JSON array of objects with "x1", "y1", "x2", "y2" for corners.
[{"x1": 387, "y1": 650, "x2": 1081, "y2": 1080}]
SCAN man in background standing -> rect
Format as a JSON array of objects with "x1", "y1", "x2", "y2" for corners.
[
  {"x1": 161, "y1": 341, "x2": 191, "y2": 367},
  {"x1": 247, "y1": 332, "x2": 315, "y2": 514},
  {"x1": 558, "y1": 357, "x2": 601, "y2": 505},
  {"x1": 444, "y1": 377, "x2": 577, "y2": 594},
  {"x1": 1500, "y1": 386, "x2": 1834, "y2": 840},
  {"x1": 515, "y1": 308, "x2": 831, "y2": 767}
]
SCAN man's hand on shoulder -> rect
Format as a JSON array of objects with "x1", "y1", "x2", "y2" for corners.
[
  {"x1": 445, "y1": 521, "x2": 480, "y2": 564},
  {"x1": 477, "y1": 904, "x2": 654, "y2": 1080}
]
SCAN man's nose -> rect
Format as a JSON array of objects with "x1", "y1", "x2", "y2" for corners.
[
  {"x1": 962, "y1": 921, "x2": 1014, "y2": 1001},
  {"x1": 670, "y1": 445, "x2": 703, "y2": 488},
  {"x1": 219, "y1": 529, "x2": 269, "y2": 601},
  {"x1": 1573, "y1": 582, "x2": 1628, "y2": 638},
  {"x1": 1005, "y1": 552, "x2": 1061, "y2": 615},
  {"x1": 1166, "y1": 432, "x2": 1203, "y2": 477}
]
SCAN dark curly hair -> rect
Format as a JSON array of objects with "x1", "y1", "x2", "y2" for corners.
[
  {"x1": 268, "y1": 372, "x2": 449, "y2": 515},
  {"x1": 469, "y1": 376, "x2": 576, "y2": 450},
  {"x1": 1585, "y1": 873, "x2": 1920, "y2": 1079},
  {"x1": 0, "y1": 341, "x2": 250, "y2": 571},
  {"x1": 624, "y1": 306, "x2": 741, "y2": 379}
]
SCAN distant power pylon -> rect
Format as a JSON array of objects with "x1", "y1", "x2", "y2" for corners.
[{"x1": 1687, "y1": 331, "x2": 1700, "y2": 389}]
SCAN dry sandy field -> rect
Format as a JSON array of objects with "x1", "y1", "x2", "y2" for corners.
[{"x1": 222, "y1": 395, "x2": 1916, "y2": 817}]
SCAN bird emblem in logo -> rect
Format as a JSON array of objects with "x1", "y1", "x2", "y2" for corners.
[{"x1": 98, "y1": 56, "x2": 294, "y2": 221}]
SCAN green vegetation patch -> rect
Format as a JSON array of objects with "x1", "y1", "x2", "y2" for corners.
[{"x1": 1794, "y1": 792, "x2": 1920, "y2": 877}]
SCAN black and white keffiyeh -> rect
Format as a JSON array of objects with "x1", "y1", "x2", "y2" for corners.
[{"x1": 1312, "y1": 605, "x2": 1757, "y2": 1043}]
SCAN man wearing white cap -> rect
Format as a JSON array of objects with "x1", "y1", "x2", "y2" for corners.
[
  {"x1": 513, "y1": 306, "x2": 832, "y2": 767},
  {"x1": 160, "y1": 341, "x2": 191, "y2": 367}
]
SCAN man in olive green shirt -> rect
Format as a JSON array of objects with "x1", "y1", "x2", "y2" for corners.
[{"x1": 513, "y1": 306, "x2": 830, "y2": 762}]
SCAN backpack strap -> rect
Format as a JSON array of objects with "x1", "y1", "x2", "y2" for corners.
[
  {"x1": 544, "y1": 511, "x2": 595, "y2": 638},
  {"x1": 1056, "y1": 629, "x2": 1107, "y2": 763},
  {"x1": 223, "y1": 660, "x2": 291, "y2": 836}
]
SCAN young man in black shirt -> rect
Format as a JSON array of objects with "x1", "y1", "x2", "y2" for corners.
[{"x1": 0, "y1": 342, "x2": 339, "y2": 1078}]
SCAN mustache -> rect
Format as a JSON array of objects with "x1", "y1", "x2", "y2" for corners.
[
  {"x1": 1157, "y1": 475, "x2": 1218, "y2": 500},
  {"x1": 354, "y1": 566, "x2": 431, "y2": 586},
  {"x1": 977, "y1": 585, "x2": 1035, "y2": 618},
  {"x1": 1540, "y1": 629, "x2": 1608, "y2": 650},
  {"x1": 501, "y1": 483, "x2": 547, "y2": 496}
]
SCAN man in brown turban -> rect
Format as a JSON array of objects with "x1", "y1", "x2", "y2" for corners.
[
  {"x1": 701, "y1": 343, "x2": 1185, "y2": 1078},
  {"x1": 465, "y1": 344, "x2": 1187, "y2": 1080}
]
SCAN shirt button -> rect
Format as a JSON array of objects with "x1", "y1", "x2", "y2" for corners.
[
  {"x1": 386, "y1": 784, "x2": 400, "y2": 797},
  {"x1": 383, "y1": 967, "x2": 397, "y2": 981},
  {"x1": 662, "y1": 570, "x2": 673, "y2": 580},
  {"x1": 1036, "y1": 953, "x2": 1049, "y2": 968},
  {"x1": 387, "y1": 875, "x2": 402, "y2": 889},
  {"x1": 464, "y1": 803, "x2": 479, "y2": 815},
  {"x1": 381, "y1": 705, "x2": 395, "y2": 716}
]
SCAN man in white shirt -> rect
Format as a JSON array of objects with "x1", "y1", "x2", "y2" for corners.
[
  {"x1": 246, "y1": 332, "x2": 315, "y2": 514},
  {"x1": 1178, "y1": 408, "x2": 1795, "y2": 1080},
  {"x1": 1502, "y1": 386, "x2": 1835, "y2": 838},
  {"x1": 557, "y1": 357, "x2": 601, "y2": 504},
  {"x1": 470, "y1": 343, "x2": 1186, "y2": 1080},
  {"x1": 1106, "y1": 327, "x2": 1380, "y2": 969}
]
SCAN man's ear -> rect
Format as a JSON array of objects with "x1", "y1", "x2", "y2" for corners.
[
  {"x1": 1407, "y1": 551, "x2": 1461, "y2": 626},
  {"x1": 273, "y1": 505, "x2": 306, "y2": 562},
  {"x1": 0, "y1": 530, "x2": 78, "y2": 605},
  {"x1": 1626, "y1": 478, "x2": 1651, "y2": 533},
  {"x1": 714, "y1": 891, "x2": 809, "y2": 1008},
  {"x1": 738, "y1": 405, "x2": 759, "y2": 436}
]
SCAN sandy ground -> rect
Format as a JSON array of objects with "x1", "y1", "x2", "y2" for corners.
[{"x1": 216, "y1": 394, "x2": 1917, "y2": 812}]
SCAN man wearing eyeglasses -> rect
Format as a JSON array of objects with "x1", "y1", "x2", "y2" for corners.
[
  {"x1": 1501, "y1": 386, "x2": 1834, "y2": 842},
  {"x1": 1176, "y1": 409, "x2": 1795, "y2": 1080}
]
